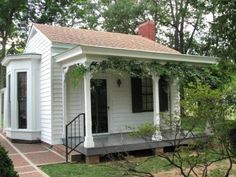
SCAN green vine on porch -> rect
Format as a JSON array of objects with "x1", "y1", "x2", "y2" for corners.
[{"x1": 67, "y1": 57, "x2": 227, "y2": 88}]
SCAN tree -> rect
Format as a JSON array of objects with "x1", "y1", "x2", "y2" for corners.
[
  {"x1": 0, "y1": 0, "x2": 27, "y2": 88},
  {"x1": 210, "y1": 0, "x2": 236, "y2": 61},
  {"x1": 28, "y1": 0, "x2": 71, "y2": 25},
  {"x1": 131, "y1": 83, "x2": 236, "y2": 177},
  {"x1": 102, "y1": 0, "x2": 146, "y2": 34},
  {"x1": 140, "y1": 0, "x2": 210, "y2": 54}
]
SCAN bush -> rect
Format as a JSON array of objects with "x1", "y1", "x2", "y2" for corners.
[
  {"x1": 227, "y1": 121, "x2": 236, "y2": 154},
  {"x1": 129, "y1": 123, "x2": 158, "y2": 139},
  {"x1": 0, "y1": 144, "x2": 18, "y2": 177}
]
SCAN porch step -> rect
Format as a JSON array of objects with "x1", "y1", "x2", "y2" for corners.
[{"x1": 52, "y1": 144, "x2": 83, "y2": 163}]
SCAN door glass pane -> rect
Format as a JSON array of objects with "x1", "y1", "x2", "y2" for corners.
[
  {"x1": 17, "y1": 72, "x2": 27, "y2": 129},
  {"x1": 91, "y1": 79, "x2": 108, "y2": 134}
]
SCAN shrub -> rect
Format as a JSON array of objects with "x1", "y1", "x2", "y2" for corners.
[
  {"x1": 227, "y1": 120, "x2": 236, "y2": 154},
  {"x1": 129, "y1": 123, "x2": 158, "y2": 139},
  {"x1": 0, "y1": 144, "x2": 18, "y2": 177}
]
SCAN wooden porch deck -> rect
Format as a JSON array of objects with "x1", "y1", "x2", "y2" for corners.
[{"x1": 65, "y1": 131, "x2": 204, "y2": 156}]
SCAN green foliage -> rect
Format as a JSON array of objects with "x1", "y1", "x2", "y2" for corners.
[
  {"x1": 0, "y1": 0, "x2": 27, "y2": 88},
  {"x1": 209, "y1": 169, "x2": 226, "y2": 177},
  {"x1": 102, "y1": 0, "x2": 146, "y2": 34},
  {"x1": 182, "y1": 83, "x2": 236, "y2": 135},
  {"x1": 181, "y1": 116, "x2": 206, "y2": 132},
  {"x1": 0, "y1": 145, "x2": 18, "y2": 177},
  {"x1": 129, "y1": 123, "x2": 158, "y2": 139},
  {"x1": 67, "y1": 65, "x2": 87, "y2": 86},
  {"x1": 68, "y1": 58, "x2": 227, "y2": 89},
  {"x1": 210, "y1": 0, "x2": 236, "y2": 61},
  {"x1": 28, "y1": 0, "x2": 87, "y2": 26},
  {"x1": 182, "y1": 83, "x2": 236, "y2": 162}
]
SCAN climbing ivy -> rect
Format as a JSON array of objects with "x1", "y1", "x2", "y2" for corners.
[{"x1": 68, "y1": 57, "x2": 228, "y2": 88}]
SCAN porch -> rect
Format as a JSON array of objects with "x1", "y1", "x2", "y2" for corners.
[
  {"x1": 63, "y1": 71, "x2": 180, "y2": 145},
  {"x1": 61, "y1": 59, "x2": 181, "y2": 162},
  {"x1": 64, "y1": 130, "x2": 197, "y2": 156}
]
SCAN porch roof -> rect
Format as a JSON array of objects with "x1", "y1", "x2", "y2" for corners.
[{"x1": 54, "y1": 45, "x2": 218, "y2": 65}]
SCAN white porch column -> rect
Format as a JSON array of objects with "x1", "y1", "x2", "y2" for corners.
[
  {"x1": 152, "y1": 75, "x2": 162, "y2": 141},
  {"x1": 170, "y1": 78, "x2": 181, "y2": 130},
  {"x1": 62, "y1": 67, "x2": 68, "y2": 138},
  {"x1": 83, "y1": 72, "x2": 94, "y2": 147}
]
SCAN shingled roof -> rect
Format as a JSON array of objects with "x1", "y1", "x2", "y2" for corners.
[{"x1": 33, "y1": 23, "x2": 179, "y2": 54}]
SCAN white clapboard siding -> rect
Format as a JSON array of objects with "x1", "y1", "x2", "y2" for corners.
[
  {"x1": 66, "y1": 72, "x2": 153, "y2": 135},
  {"x1": 108, "y1": 74, "x2": 153, "y2": 133},
  {"x1": 24, "y1": 30, "x2": 52, "y2": 144},
  {"x1": 66, "y1": 78, "x2": 84, "y2": 136},
  {"x1": 66, "y1": 79, "x2": 84, "y2": 123},
  {"x1": 51, "y1": 46, "x2": 75, "y2": 144}
]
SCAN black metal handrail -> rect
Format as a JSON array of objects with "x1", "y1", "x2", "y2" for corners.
[{"x1": 65, "y1": 113, "x2": 85, "y2": 162}]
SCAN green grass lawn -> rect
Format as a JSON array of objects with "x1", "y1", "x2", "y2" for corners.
[
  {"x1": 41, "y1": 155, "x2": 236, "y2": 177},
  {"x1": 41, "y1": 156, "x2": 171, "y2": 177}
]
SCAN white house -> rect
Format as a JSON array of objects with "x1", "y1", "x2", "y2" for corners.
[{"x1": 1, "y1": 21, "x2": 216, "y2": 162}]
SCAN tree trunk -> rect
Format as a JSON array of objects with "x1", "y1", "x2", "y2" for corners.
[{"x1": 0, "y1": 37, "x2": 7, "y2": 89}]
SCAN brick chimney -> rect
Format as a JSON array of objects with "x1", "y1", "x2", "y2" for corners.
[{"x1": 138, "y1": 21, "x2": 156, "y2": 41}]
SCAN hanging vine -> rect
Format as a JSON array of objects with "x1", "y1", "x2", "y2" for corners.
[{"x1": 67, "y1": 57, "x2": 228, "y2": 88}]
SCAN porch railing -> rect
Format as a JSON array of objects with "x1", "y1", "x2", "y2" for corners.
[{"x1": 65, "y1": 113, "x2": 85, "y2": 162}]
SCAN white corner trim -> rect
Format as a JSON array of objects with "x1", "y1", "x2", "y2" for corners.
[
  {"x1": 55, "y1": 44, "x2": 218, "y2": 64},
  {"x1": 1, "y1": 54, "x2": 41, "y2": 66}
]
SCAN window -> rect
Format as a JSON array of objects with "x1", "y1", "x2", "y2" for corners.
[
  {"x1": 17, "y1": 72, "x2": 27, "y2": 129},
  {"x1": 8, "y1": 74, "x2": 11, "y2": 128},
  {"x1": 159, "y1": 77, "x2": 169, "y2": 112},
  {"x1": 131, "y1": 76, "x2": 169, "y2": 113},
  {"x1": 131, "y1": 77, "x2": 153, "y2": 113},
  {"x1": 142, "y1": 78, "x2": 153, "y2": 111}
]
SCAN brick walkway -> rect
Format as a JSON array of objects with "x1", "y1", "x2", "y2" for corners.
[{"x1": 0, "y1": 134, "x2": 65, "y2": 177}]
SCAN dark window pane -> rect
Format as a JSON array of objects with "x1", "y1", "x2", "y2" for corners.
[
  {"x1": 91, "y1": 79, "x2": 108, "y2": 134},
  {"x1": 147, "y1": 103, "x2": 153, "y2": 110},
  {"x1": 141, "y1": 77, "x2": 153, "y2": 112},
  {"x1": 131, "y1": 77, "x2": 143, "y2": 113},
  {"x1": 159, "y1": 77, "x2": 169, "y2": 112},
  {"x1": 18, "y1": 72, "x2": 27, "y2": 129},
  {"x1": 131, "y1": 77, "x2": 153, "y2": 112}
]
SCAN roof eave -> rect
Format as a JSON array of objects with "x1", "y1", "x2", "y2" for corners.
[
  {"x1": 55, "y1": 44, "x2": 218, "y2": 65},
  {"x1": 2, "y1": 54, "x2": 41, "y2": 66}
]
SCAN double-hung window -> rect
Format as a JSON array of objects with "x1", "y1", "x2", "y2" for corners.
[{"x1": 131, "y1": 77, "x2": 169, "y2": 113}]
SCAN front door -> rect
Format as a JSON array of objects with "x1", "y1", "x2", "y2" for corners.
[{"x1": 91, "y1": 79, "x2": 108, "y2": 134}]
